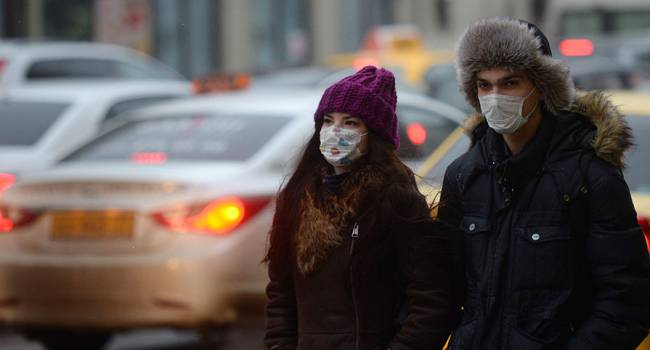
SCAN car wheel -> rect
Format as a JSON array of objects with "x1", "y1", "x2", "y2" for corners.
[
  {"x1": 26, "y1": 329, "x2": 112, "y2": 350},
  {"x1": 199, "y1": 326, "x2": 229, "y2": 348}
]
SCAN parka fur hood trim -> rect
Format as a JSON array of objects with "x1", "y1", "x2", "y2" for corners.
[
  {"x1": 294, "y1": 165, "x2": 386, "y2": 275},
  {"x1": 462, "y1": 91, "x2": 634, "y2": 168},
  {"x1": 455, "y1": 17, "x2": 575, "y2": 115}
]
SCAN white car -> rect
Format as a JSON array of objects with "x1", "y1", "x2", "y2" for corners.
[
  {"x1": 0, "y1": 88, "x2": 463, "y2": 349},
  {"x1": 0, "y1": 81, "x2": 191, "y2": 184},
  {"x1": 0, "y1": 41, "x2": 185, "y2": 86}
]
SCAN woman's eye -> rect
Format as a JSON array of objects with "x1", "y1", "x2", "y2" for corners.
[
  {"x1": 323, "y1": 119, "x2": 333, "y2": 125},
  {"x1": 345, "y1": 120, "x2": 359, "y2": 127}
]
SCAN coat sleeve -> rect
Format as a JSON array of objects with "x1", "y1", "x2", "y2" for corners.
[
  {"x1": 567, "y1": 170, "x2": 650, "y2": 350},
  {"x1": 387, "y1": 185, "x2": 457, "y2": 350},
  {"x1": 436, "y1": 160, "x2": 466, "y2": 313},
  {"x1": 263, "y1": 257, "x2": 298, "y2": 350}
]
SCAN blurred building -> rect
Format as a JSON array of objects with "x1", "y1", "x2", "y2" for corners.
[{"x1": 0, "y1": 0, "x2": 555, "y2": 77}]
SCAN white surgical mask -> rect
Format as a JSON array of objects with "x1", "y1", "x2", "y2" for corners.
[
  {"x1": 319, "y1": 126, "x2": 367, "y2": 167},
  {"x1": 478, "y1": 87, "x2": 538, "y2": 134}
]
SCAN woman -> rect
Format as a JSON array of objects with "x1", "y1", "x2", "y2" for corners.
[{"x1": 263, "y1": 66, "x2": 454, "y2": 350}]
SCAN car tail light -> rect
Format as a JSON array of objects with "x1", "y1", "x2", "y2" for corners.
[
  {"x1": 131, "y1": 152, "x2": 167, "y2": 164},
  {"x1": 559, "y1": 39, "x2": 594, "y2": 57},
  {"x1": 406, "y1": 122, "x2": 427, "y2": 145},
  {"x1": 0, "y1": 206, "x2": 41, "y2": 233},
  {"x1": 0, "y1": 173, "x2": 15, "y2": 194},
  {"x1": 151, "y1": 196, "x2": 271, "y2": 235},
  {"x1": 638, "y1": 215, "x2": 650, "y2": 254},
  {"x1": 0, "y1": 59, "x2": 6, "y2": 74}
]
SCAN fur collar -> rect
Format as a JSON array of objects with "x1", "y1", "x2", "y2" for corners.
[
  {"x1": 461, "y1": 91, "x2": 634, "y2": 168},
  {"x1": 294, "y1": 165, "x2": 386, "y2": 275}
]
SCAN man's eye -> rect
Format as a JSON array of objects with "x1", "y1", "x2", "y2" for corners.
[
  {"x1": 505, "y1": 80, "x2": 518, "y2": 87},
  {"x1": 478, "y1": 82, "x2": 489, "y2": 89}
]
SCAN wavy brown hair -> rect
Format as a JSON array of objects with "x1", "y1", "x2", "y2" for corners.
[{"x1": 262, "y1": 121, "x2": 417, "y2": 277}]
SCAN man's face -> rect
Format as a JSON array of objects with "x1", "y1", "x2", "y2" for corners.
[{"x1": 476, "y1": 68, "x2": 541, "y2": 115}]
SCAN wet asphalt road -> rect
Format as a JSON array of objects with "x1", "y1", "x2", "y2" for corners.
[{"x1": 0, "y1": 317, "x2": 265, "y2": 350}]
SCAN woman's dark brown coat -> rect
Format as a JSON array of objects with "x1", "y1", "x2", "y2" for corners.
[{"x1": 264, "y1": 176, "x2": 455, "y2": 350}]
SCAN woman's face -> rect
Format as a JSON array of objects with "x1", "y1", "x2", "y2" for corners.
[{"x1": 322, "y1": 112, "x2": 369, "y2": 153}]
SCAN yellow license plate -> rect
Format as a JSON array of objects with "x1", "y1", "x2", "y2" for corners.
[{"x1": 51, "y1": 211, "x2": 135, "y2": 240}]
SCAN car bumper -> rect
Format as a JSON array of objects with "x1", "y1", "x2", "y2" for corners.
[{"x1": 0, "y1": 213, "x2": 272, "y2": 329}]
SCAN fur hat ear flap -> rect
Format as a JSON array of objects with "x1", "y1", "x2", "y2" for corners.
[{"x1": 455, "y1": 17, "x2": 575, "y2": 115}]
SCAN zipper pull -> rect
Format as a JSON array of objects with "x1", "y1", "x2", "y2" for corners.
[
  {"x1": 349, "y1": 223, "x2": 359, "y2": 256},
  {"x1": 351, "y1": 223, "x2": 359, "y2": 237}
]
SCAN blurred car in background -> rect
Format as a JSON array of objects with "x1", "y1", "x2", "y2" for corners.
[
  {"x1": 326, "y1": 25, "x2": 453, "y2": 87},
  {"x1": 424, "y1": 54, "x2": 650, "y2": 114},
  {"x1": 0, "y1": 87, "x2": 463, "y2": 349},
  {"x1": 545, "y1": 0, "x2": 650, "y2": 38},
  {"x1": 0, "y1": 81, "x2": 191, "y2": 180},
  {"x1": 0, "y1": 41, "x2": 186, "y2": 86}
]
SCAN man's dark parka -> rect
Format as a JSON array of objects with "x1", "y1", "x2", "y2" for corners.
[{"x1": 439, "y1": 91, "x2": 650, "y2": 350}]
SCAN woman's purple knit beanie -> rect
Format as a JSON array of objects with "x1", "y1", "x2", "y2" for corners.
[{"x1": 314, "y1": 65, "x2": 399, "y2": 148}]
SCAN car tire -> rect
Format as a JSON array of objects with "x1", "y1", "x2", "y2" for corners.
[
  {"x1": 199, "y1": 326, "x2": 229, "y2": 348},
  {"x1": 26, "y1": 329, "x2": 112, "y2": 350}
]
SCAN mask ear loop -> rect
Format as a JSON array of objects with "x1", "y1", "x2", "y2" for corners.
[{"x1": 521, "y1": 87, "x2": 539, "y2": 119}]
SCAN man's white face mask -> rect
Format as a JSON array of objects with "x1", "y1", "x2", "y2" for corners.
[{"x1": 478, "y1": 87, "x2": 538, "y2": 134}]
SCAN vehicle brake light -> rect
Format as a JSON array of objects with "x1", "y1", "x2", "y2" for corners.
[
  {"x1": 131, "y1": 152, "x2": 167, "y2": 164},
  {"x1": 407, "y1": 122, "x2": 427, "y2": 145},
  {"x1": 0, "y1": 206, "x2": 41, "y2": 233},
  {"x1": 151, "y1": 196, "x2": 271, "y2": 235},
  {"x1": 559, "y1": 39, "x2": 594, "y2": 57},
  {"x1": 192, "y1": 73, "x2": 251, "y2": 94},
  {"x1": 0, "y1": 59, "x2": 6, "y2": 74},
  {"x1": 0, "y1": 173, "x2": 15, "y2": 193},
  {"x1": 638, "y1": 216, "x2": 650, "y2": 254}
]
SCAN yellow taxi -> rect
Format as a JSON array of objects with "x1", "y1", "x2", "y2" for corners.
[
  {"x1": 417, "y1": 90, "x2": 650, "y2": 349},
  {"x1": 326, "y1": 25, "x2": 453, "y2": 87}
]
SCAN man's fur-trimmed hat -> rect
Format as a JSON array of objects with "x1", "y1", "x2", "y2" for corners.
[{"x1": 455, "y1": 17, "x2": 575, "y2": 114}]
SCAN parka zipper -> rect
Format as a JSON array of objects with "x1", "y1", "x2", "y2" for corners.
[{"x1": 349, "y1": 223, "x2": 360, "y2": 350}]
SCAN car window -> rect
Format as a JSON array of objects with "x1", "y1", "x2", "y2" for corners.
[
  {"x1": 26, "y1": 59, "x2": 183, "y2": 80},
  {"x1": 625, "y1": 115, "x2": 650, "y2": 194},
  {"x1": 0, "y1": 101, "x2": 70, "y2": 146},
  {"x1": 104, "y1": 96, "x2": 181, "y2": 121},
  {"x1": 27, "y1": 59, "x2": 120, "y2": 79},
  {"x1": 421, "y1": 133, "x2": 470, "y2": 186},
  {"x1": 396, "y1": 106, "x2": 458, "y2": 160},
  {"x1": 63, "y1": 114, "x2": 292, "y2": 163}
]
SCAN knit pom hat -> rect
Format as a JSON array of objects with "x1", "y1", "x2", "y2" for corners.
[
  {"x1": 314, "y1": 65, "x2": 399, "y2": 148},
  {"x1": 455, "y1": 17, "x2": 575, "y2": 115}
]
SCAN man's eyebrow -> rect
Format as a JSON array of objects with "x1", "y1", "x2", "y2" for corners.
[{"x1": 477, "y1": 73, "x2": 523, "y2": 84}]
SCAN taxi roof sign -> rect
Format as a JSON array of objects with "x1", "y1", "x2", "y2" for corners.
[{"x1": 192, "y1": 73, "x2": 251, "y2": 94}]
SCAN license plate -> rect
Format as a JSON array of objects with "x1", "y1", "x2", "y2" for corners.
[{"x1": 51, "y1": 211, "x2": 135, "y2": 240}]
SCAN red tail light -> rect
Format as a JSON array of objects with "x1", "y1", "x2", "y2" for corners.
[
  {"x1": 639, "y1": 216, "x2": 650, "y2": 254},
  {"x1": 0, "y1": 206, "x2": 41, "y2": 233},
  {"x1": 406, "y1": 122, "x2": 427, "y2": 145},
  {"x1": 151, "y1": 196, "x2": 271, "y2": 235},
  {"x1": 559, "y1": 39, "x2": 595, "y2": 57},
  {"x1": 0, "y1": 59, "x2": 6, "y2": 74},
  {"x1": 0, "y1": 173, "x2": 15, "y2": 194}
]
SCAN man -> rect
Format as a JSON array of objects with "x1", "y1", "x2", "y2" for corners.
[{"x1": 438, "y1": 17, "x2": 650, "y2": 349}]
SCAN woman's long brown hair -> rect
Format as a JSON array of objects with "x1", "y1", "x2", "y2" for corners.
[{"x1": 262, "y1": 122, "x2": 417, "y2": 278}]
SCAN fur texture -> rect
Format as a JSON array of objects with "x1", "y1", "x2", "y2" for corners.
[
  {"x1": 294, "y1": 166, "x2": 386, "y2": 275},
  {"x1": 455, "y1": 17, "x2": 575, "y2": 115},
  {"x1": 462, "y1": 91, "x2": 633, "y2": 168}
]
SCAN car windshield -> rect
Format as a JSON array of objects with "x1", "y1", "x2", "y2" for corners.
[
  {"x1": 422, "y1": 115, "x2": 650, "y2": 195},
  {"x1": 62, "y1": 113, "x2": 291, "y2": 163},
  {"x1": 0, "y1": 100, "x2": 70, "y2": 146}
]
